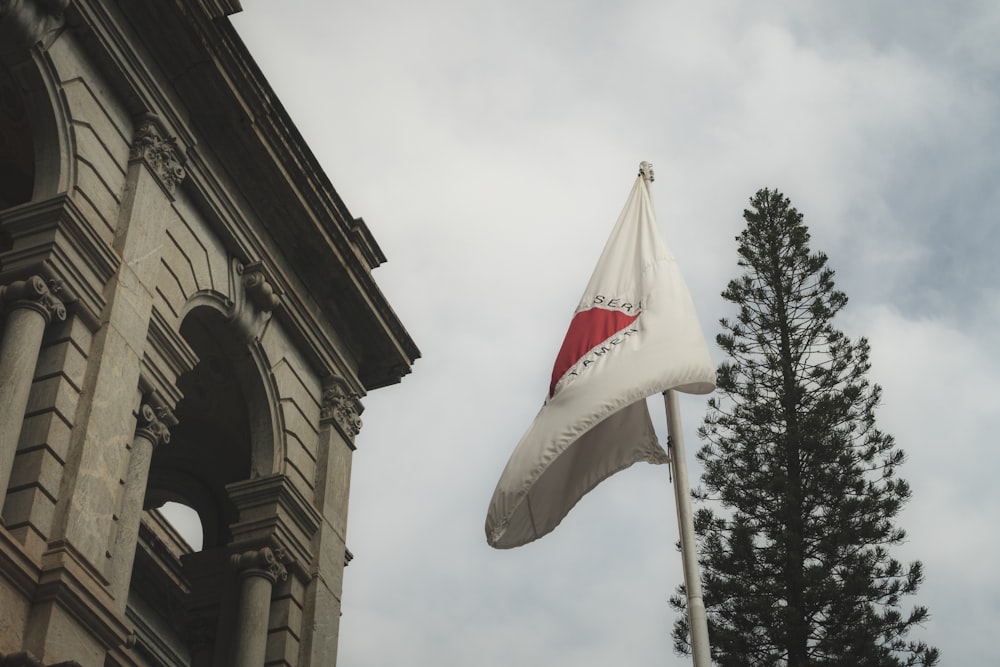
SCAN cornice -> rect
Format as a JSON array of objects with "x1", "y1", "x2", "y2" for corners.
[
  {"x1": 349, "y1": 216, "x2": 387, "y2": 271},
  {"x1": 0, "y1": 194, "x2": 120, "y2": 327},
  {"x1": 63, "y1": 0, "x2": 419, "y2": 388},
  {"x1": 211, "y1": 38, "x2": 419, "y2": 386},
  {"x1": 226, "y1": 473, "x2": 322, "y2": 580},
  {"x1": 35, "y1": 539, "x2": 132, "y2": 654},
  {"x1": 0, "y1": 526, "x2": 41, "y2": 600},
  {"x1": 65, "y1": 0, "x2": 199, "y2": 155},
  {"x1": 199, "y1": 0, "x2": 242, "y2": 19}
]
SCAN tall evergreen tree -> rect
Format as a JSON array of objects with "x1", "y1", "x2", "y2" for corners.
[{"x1": 671, "y1": 189, "x2": 938, "y2": 666}]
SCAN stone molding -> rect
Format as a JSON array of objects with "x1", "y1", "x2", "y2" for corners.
[
  {"x1": 0, "y1": 650, "x2": 83, "y2": 667},
  {"x1": 34, "y1": 539, "x2": 132, "y2": 657},
  {"x1": 230, "y1": 546, "x2": 287, "y2": 584},
  {"x1": 76, "y1": 0, "x2": 419, "y2": 391},
  {"x1": 0, "y1": 523, "x2": 40, "y2": 600},
  {"x1": 202, "y1": 0, "x2": 243, "y2": 19},
  {"x1": 347, "y1": 216, "x2": 386, "y2": 271},
  {"x1": 320, "y1": 377, "x2": 363, "y2": 444},
  {"x1": 0, "y1": 274, "x2": 66, "y2": 324},
  {"x1": 226, "y1": 474, "x2": 320, "y2": 579},
  {"x1": 129, "y1": 114, "x2": 187, "y2": 195},
  {"x1": 0, "y1": 195, "x2": 120, "y2": 327}
]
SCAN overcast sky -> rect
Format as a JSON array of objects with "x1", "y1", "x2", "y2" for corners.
[{"x1": 225, "y1": 2, "x2": 997, "y2": 664}]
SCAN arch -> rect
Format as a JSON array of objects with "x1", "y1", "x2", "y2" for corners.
[
  {"x1": 145, "y1": 304, "x2": 282, "y2": 549},
  {"x1": 157, "y1": 500, "x2": 204, "y2": 552},
  {"x1": 0, "y1": 60, "x2": 34, "y2": 208},
  {"x1": 178, "y1": 287, "x2": 285, "y2": 478},
  {"x1": 0, "y1": 41, "x2": 74, "y2": 208},
  {"x1": 146, "y1": 466, "x2": 227, "y2": 551}
]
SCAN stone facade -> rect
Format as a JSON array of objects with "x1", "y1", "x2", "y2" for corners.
[{"x1": 0, "y1": 2, "x2": 419, "y2": 665}]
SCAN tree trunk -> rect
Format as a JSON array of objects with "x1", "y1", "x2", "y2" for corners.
[{"x1": 769, "y1": 244, "x2": 809, "y2": 667}]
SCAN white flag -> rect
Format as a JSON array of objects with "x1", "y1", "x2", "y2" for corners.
[{"x1": 486, "y1": 164, "x2": 716, "y2": 549}]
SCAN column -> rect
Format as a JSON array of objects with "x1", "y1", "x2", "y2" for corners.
[
  {"x1": 108, "y1": 392, "x2": 176, "y2": 609},
  {"x1": 230, "y1": 546, "x2": 287, "y2": 667},
  {"x1": 300, "y1": 377, "x2": 363, "y2": 665},
  {"x1": 0, "y1": 275, "x2": 66, "y2": 510},
  {"x1": 54, "y1": 112, "x2": 186, "y2": 565}
]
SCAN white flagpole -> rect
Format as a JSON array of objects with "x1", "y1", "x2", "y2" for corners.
[{"x1": 663, "y1": 389, "x2": 712, "y2": 667}]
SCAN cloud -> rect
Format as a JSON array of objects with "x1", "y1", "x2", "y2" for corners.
[
  {"x1": 225, "y1": 1, "x2": 1000, "y2": 664},
  {"x1": 851, "y1": 303, "x2": 1000, "y2": 660}
]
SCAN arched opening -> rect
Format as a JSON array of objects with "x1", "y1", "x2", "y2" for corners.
[
  {"x1": 0, "y1": 60, "x2": 34, "y2": 210},
  {"x1": 145, "y1": 305, "x2": 271, "y2": 549},
  {"x1": 124, "y1": 304, "x2": 279, "y2": 664},
  {"x1": 157, "y1": 501, "x2": 204, "y2": 552}
]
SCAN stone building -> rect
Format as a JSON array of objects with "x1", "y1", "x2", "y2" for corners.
[{"x1": 0, "y1": 1, "x2": 418, "y2": 665}]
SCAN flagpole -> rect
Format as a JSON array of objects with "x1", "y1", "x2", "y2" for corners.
[{"x1": 663, "y1": 389, "x2": 712, "y2": 667}]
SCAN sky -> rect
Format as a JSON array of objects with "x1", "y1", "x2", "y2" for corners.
[{"x1": 219, "y1": 2, "x2": 998, "y2": 664}]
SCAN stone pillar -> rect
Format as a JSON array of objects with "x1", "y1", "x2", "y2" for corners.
[
  {"x1": 299, "y1": 377, "x2": 363, "y2": 666},
  {"x1": 53, "y1": 113, "x2": 186, "y2": 566},
  {"x1": 108, "y1": 392, "x2": 176, "y2": 610},
  {"x1": 0, "y1": 275, "x2": 66, "y2": 510},
  {"x1": 230, "y1": 546, "x2": 287, "y2": 667}
]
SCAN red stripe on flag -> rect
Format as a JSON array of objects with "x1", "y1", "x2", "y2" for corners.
[{"x1": 549, "y1": 308, "x2": 640, "y2": 397}]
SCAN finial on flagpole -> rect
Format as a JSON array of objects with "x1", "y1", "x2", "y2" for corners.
[{"x1": 639, "y1": 161, "x2": 654, "y2": 182}]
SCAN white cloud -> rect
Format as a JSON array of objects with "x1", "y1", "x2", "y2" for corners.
[
  {"x1": 229, "y1": 1, "x2": 1000, "y2": 664},
  {"x1": 852, "y1": 303, "x2": 1000, "y2": 660}
]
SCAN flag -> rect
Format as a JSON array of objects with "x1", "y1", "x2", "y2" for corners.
[{"x1": 485, "y1": 162, "x2": 716, "y2": 549}]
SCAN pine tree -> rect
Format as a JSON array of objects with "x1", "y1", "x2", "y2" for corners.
[{"x1": 670, "y1": 188, "x2": 938, "y2": 666}]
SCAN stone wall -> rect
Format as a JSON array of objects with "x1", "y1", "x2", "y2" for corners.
[{"x1": 0, "y1": 2, "x2": 418, "y2": 666}]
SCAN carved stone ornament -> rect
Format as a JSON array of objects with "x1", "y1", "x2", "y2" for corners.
[
  {"x1": 320, "y1": 380, "x2": 363, "y2": 441},
  {"x1": 241, "y1": 261, "x2": 282, "y2": 313},
  {"x1": 0, "y1": 274, "x2": 66, "y2": 324},
  {"x1": 129, "y1": 114, "x2": 186, "y2": 194},
  {"x1": 0, "y1": 0, "x2": 70, "y2": 48},
  {"x1": 135, "y1": 394, "x2": 176, "y2": 449},
  {"x1": 230, "y1": 546, "x2": 288, "y2": 584}
]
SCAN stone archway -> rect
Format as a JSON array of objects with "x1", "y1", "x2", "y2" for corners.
[
  {"x1": 0, "y1": 21, "x2": 73, "y2": 211},
  {"x1": 0, "y1": 60, "x2": 34, "y2": 210},
  {"x1": 148, "y1": 300, "x2": 284, "y2": 530},
  {"x1": 148, "y1": 306, "x2": 255, "y2": 548},
  {"x1": 125, "y1": 302, "x2": 283, "y2": 665}
]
